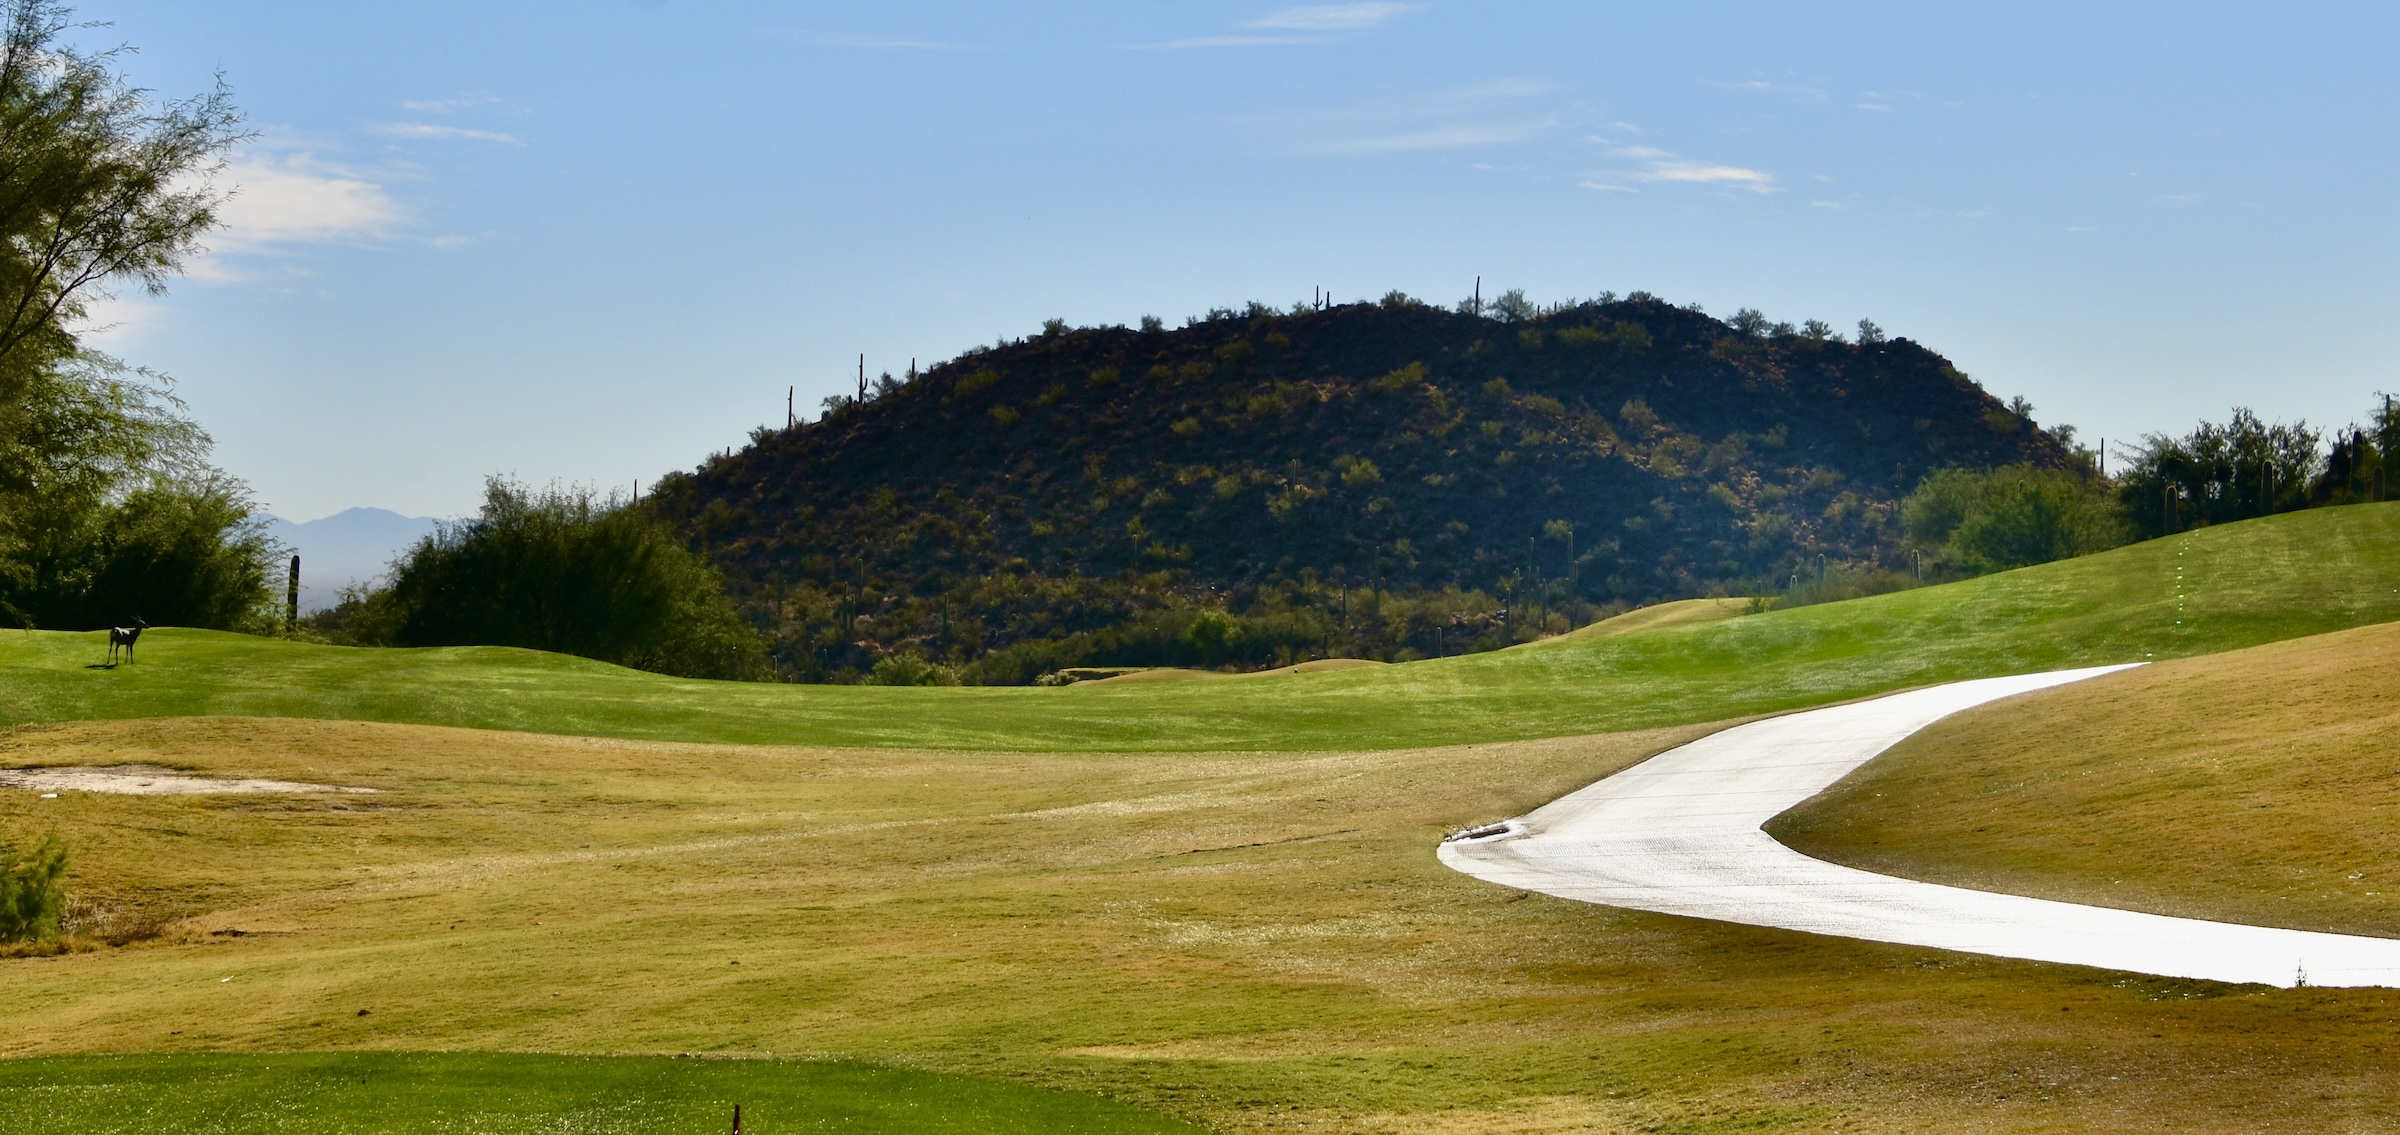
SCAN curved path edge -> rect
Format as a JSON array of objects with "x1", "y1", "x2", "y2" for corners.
[{"x1": 1439, "y1": 665, "x2": 2400, "y2": 988}]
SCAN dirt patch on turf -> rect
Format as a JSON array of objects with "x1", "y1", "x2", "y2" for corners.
[{"x1": 0, "y1": 763, "x2": 376, "y2": 796}]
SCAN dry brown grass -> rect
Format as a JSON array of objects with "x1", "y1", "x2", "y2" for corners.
[
  {"x1": 1776, "y1": 620, "x2": 2400, "y2": 938},
  {"x1": 4, "y1": 712, "x2": 2400, "y2": 1133}
]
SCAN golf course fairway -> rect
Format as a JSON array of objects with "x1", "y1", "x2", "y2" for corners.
[
  {"x1": 4, "y1": 505, "x2": 2400, "y2": 1132},
  {"x1": 4, "y1": 503, "x2": 2398, "y2": 752}
]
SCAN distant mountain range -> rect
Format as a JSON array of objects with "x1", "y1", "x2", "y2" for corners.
[
  {"x1": 262, "y1": 508, "x2": 442, "y2": 613},
  {"x1": 647, "y1": 294, "x2": 2070, "y2": 681}
]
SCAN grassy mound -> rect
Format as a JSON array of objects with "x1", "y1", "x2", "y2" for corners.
[
  {"x1": 0, "y1": 1052, "x2": 1206, "y2": 1134},
  {"x1": 1772, "y1": 619, "x2": 2400, "y2": 938},
  {"x1": 5, "y1": 505, "x2": 2397, "y2": 751}
]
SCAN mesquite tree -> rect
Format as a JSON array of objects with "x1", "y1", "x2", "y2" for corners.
[{"x1": 0, "y1": 1, "x2": 266, "y2": 631}]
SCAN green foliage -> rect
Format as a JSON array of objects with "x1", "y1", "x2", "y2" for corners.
[
  {"x1": 1490, "y1": 288, "x2": 1536, "y2": 322},
  {"x1": 1334, "y1": 455, "x2": 1381, "y2": 488},
  {"x1": 0, "y1": 827, "x2": 65, "y2": 944},
  {"x1": 2120, "y1": 408, "x2": 2324, "y2": 537},
  {"x1": 952, "y1": 368, "x2": 1000, "y2": 400},
  {"x1": 868, "y1": 651, "x2": 959, "y2": 686},
  {"x1": 1902, "y1": 464, "x2": 2130, "y2": 574},
  {"x1": 1369, "y1": 361, "x2": 1426, "y2": 392},
  {"x1": 0, "y1": 0, "x2": 267, "y2": 633},
  {"x1": 353, "y1": 478, "x2": 768, "y2": 681},
  {"x1": 0, "y1": 355, "x2": 276, "y2": 631},
  {"x1": 0, "y1": 1, "x2": 244, "y2": 378},
  {"x1": 1181, "y1": 608, "x2": 1243, "y2": 664}
]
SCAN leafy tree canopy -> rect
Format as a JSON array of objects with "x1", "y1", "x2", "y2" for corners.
[
  {"x1": 338, "y1": 478, "x2": 770, "y2": 681},
  {"x1": 0, "y1": 0, "x2": 264, "y2": 631}
]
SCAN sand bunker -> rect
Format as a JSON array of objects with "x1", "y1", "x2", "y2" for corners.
[{"x1": 0, "y1": 763, "x2": 376, "y2": 796}]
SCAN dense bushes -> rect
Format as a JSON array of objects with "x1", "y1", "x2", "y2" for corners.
[
  {"x1": 1902, "y1": 464, "x2": 2129, "y2": 574},
  {"x1": 338, "y1": 479, "x2": 769, "y2": 680},
  {"x1": 2119, "y1": 408, "x2": 2329, "y2": 537},
  {"x1": 0, "y1": 354, "x2": 278, "y2": 632},
  {"x1": 0, "y1": 829, "x2": 66, "y2": 945}
]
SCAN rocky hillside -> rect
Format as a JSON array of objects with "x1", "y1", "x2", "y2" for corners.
[{"x1": 647, "y1": 293, "x2": 2066, "y2": 681}]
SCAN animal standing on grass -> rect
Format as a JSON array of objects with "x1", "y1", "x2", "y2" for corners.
[{"x1": 106, "y1": 619, "x2": 146, "y2": 665}]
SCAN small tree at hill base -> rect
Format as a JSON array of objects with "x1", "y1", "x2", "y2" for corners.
[{"x1": 355, "y1": 478, "x2": 769, "y2": 681}]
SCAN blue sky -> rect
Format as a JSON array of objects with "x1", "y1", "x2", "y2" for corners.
[{"x1": 73, "y1": 1, "x2": 2400, "y2": 520}]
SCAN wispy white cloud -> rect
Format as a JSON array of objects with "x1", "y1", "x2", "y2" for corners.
[
  {"x1": 1128, "y1": 2, "x2": 1418, "y2": 48},
  {"x1": 68, "y1": 291, "x2": 168, "y2": 346},
  {"x1": 1706, "y1": 77, "x2": 1828, "y2": 101},
  {"x1": 1583, "y1": 144, "x2": 1775, "y2": 193},
  {"x1": 775, "y1": 29, "x2": 962, "y2": 50},
  {"x1": 373, "y1": 122, "x2": 523, "y2": 145},
  {"x1": 1132, "y1": 34, "x2": 1318, "y2": 49},
  {"x1": 1635, "y1": 160, "x2": 1774, "y2": 187},
  {"x1": 202, "y1": 153, "x2": 406, "y2": 268},
  {"x1": 401, "y1": 94, "x2": 502, "y2": 114},
  {"x1": 1327, "y1": 122, "x2": 1543, "y2": 154},
  {"x1": 1298, "y1": 78, "x2": 1557, "y2": 154},
  {"x1": 1246, "y1": 3, "x2": 1419, "y2": 31}
]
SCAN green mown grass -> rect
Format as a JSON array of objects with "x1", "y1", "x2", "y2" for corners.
[
  {"x1": 0, "y1": 1052, "x2": 1207, "y2": 1134},
  {"x1": 5, "y1": 505, "x2": 2397, "y2": 751}
]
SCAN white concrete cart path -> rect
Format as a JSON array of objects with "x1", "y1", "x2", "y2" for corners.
[{"x1": 1439, "y1": 665, "x2": 2400, "y2": 988}]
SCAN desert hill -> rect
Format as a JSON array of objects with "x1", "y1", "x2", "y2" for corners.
[{"x1": 647, "y1": 294, "x2": 2066, "y2": 680}]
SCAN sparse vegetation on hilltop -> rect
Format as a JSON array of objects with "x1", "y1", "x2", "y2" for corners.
[{"x1": 652, "y1": 293, "x2": 2069, "y2": 681}]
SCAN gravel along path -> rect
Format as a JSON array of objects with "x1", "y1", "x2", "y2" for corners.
[{"x1": 1440, "y1": 666, "x2": 2400, "y2": 988}]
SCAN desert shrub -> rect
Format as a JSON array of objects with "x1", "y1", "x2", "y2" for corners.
[
  {"x1": 868, "y1": 651, "x2": 960, "y2": 686},
  {"x1": 2118, "y1": 408, "x2": 2324, "y2": 536},
  {"x1": 0, "y1": 353, "x2": 277, "y2": 632},
  {"x1": 1903, "y1": 464, "x2": 2129, "y2": 574},
  {"x1": 5, "y1": 472, "x2": 277, "y2": 632},
  {"x1": 1182, "y1": 609, "x2": 1244, "y2": 665},
  {"x1": 951, "y1": 368, "x2": 1001, "y2": 400},
  {"x1": 0, "y1": 830, "x2": 67, "y2": 944},
  {"x1": 1772, "y1": 564, "x2": 1920, "y2": 610},
  {"x1": 1370, "y1": 362, "x2": 1427, "y2": 393},
  {"x1": 357, "y1": 478, "x2": 769, "y2": 680}
]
